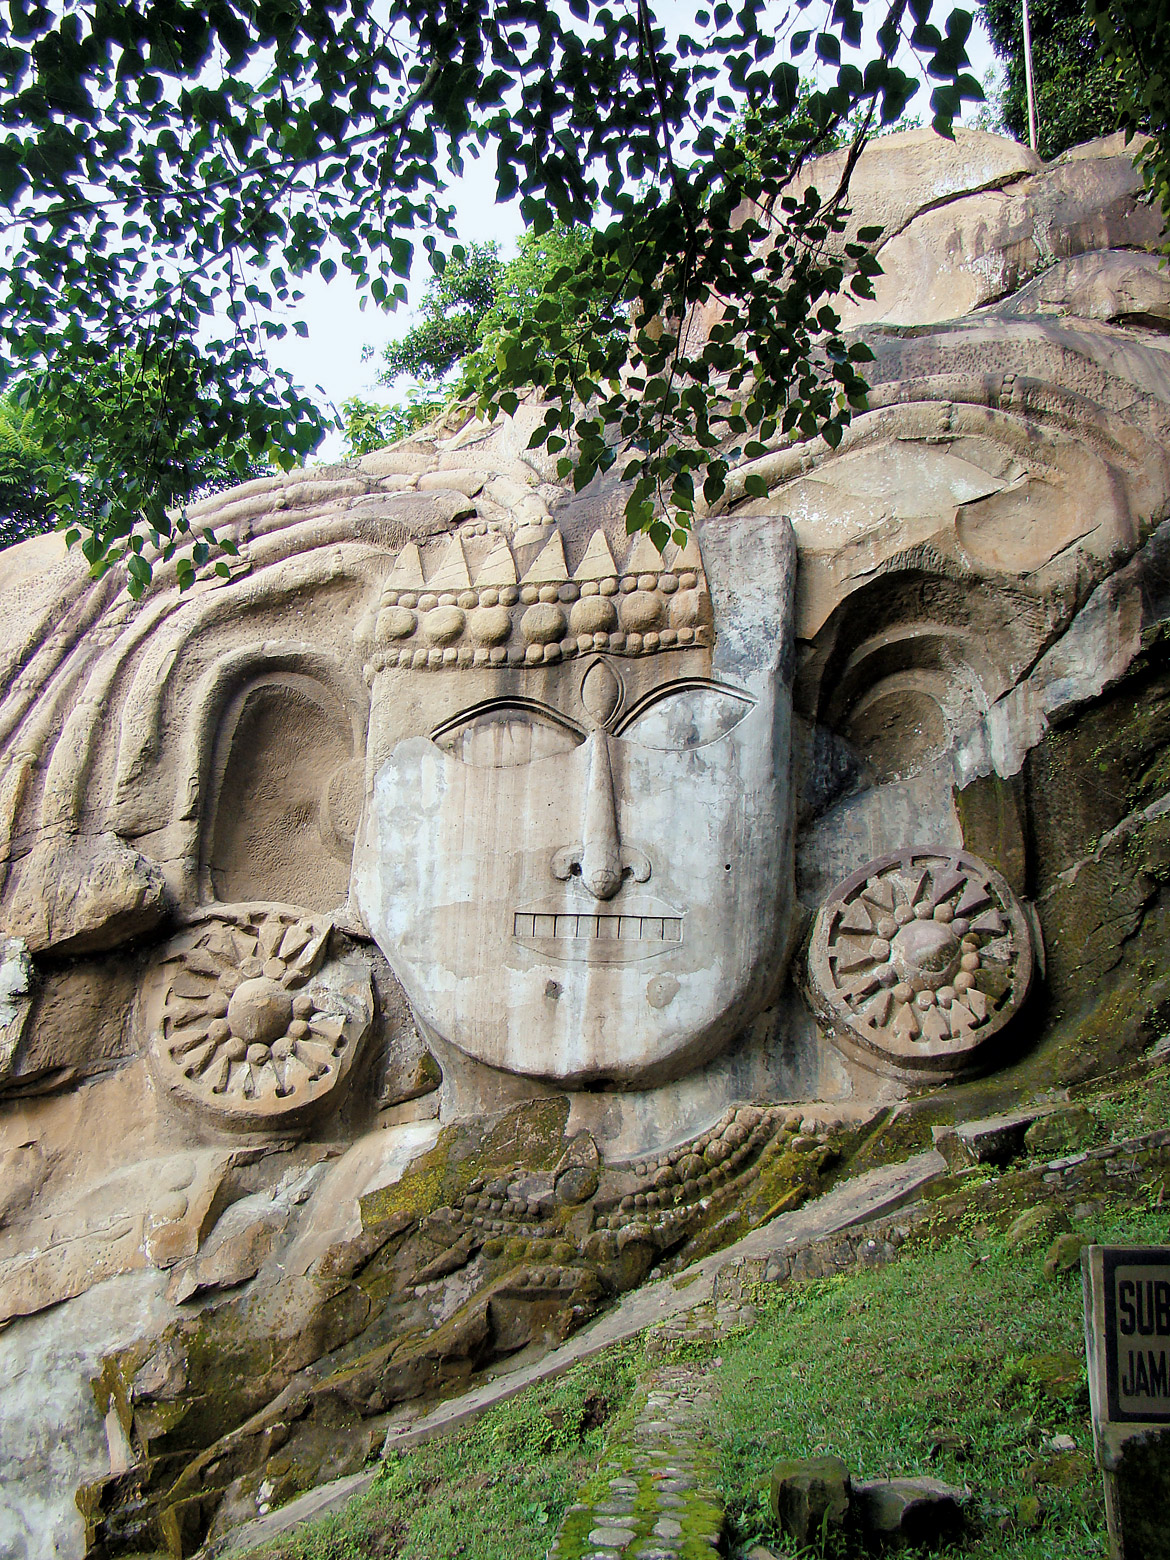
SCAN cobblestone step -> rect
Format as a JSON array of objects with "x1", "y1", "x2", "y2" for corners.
[
  {"x1": 547, "y1": 1368, "x2": 723, "y2": 1560},
  {"x1": 547, "y1": 1302, "x2": 756, "y2": 1560}
]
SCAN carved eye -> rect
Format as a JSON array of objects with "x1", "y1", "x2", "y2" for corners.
[
  {"x1": 433, "y1": 705, "x2": 584, "y2": 767},
  {"x1": 618, "y1": 685, "x2": 753, "y2": 751}
]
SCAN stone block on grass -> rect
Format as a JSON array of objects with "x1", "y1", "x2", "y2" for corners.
[
  {"x1": 770, "y1": 1456, "x2": 852, "y2": 1547},
  {"x1": 853, "y1": 1476, "x2": 968, "y2": 1548},
  {"x1": 1004, "y1": 1202, "x2": 1069, "y2": 1250},
  {"x1": 1042, "y1": 1231, "x2": 1086, "y2": 1280},
  {"x1": 932, "y1": 1111, "x2": 1039, "y2": 1171}
]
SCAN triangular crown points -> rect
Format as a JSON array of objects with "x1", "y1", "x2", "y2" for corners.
[
  {"x1": 426, "y1": 536, "x2": 472, "y2": 590},
  {"x1": 671, "y1": 534, "x2": 703, "y2": 573},
  {"x1": 386, "y1": 541, "x2": 425, "y2": 588},
  {"x1": 573, "y1": 530, "x2": 618, "y2": 581},
  {"x1": 521, "y1": 531, "x2": 569, "y2": 583},
  {"x1": 625, "y1": 534, "x2": 665, "y2": 574},
  {"x1": 473, "y1": 536, "x2": 518, "y2": 586}
]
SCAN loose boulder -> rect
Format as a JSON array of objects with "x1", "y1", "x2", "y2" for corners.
[
  {"x1": 853, "y1": 1476, "x2": 968, "y2": 1548},
  {"x1": 770, "y1": 1456, "x2": 852, "y2": 1547},
  {"x1": 4, "y1": 833, "x2": 168, "y2": 956}
]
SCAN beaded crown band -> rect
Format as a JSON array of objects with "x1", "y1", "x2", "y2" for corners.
[{"x1": 362, "y1": 519, "x2": 712, "y2": 673}]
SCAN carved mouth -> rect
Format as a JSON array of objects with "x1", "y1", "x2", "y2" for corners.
[
  {"x1": 513, "y1": 912, "x2": 682, "y2": 942},
  {"x1": 512, "y1": 897, "x2": 684, "y2": 963}
]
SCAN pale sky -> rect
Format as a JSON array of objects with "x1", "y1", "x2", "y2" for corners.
[{"x1": 269, "y1": 14, "x2": 1002, "y2": 460}]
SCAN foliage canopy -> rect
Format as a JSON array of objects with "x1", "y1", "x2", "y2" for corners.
[
  {"x1": 380, "y1": 238, "x2": 505, "y2": 387},
  {"x1": 0, "y1": 361, "x2": 270, "y2": 558},
  {"x1": 343, "y1": 222, "x2": 627, "y2": 457},
  {"x1": 1087, "y1": 0, "x2": 1170, "y2": 230},
  {"x1": 0, "y1": 0, "x2": 986, "y2": 589},
  {"x1": 980, "y1": 0, "x2": 1122, "y2": 159},
  {"x1": 0, "y1": 393, "x2": 54, "y2": 550}
]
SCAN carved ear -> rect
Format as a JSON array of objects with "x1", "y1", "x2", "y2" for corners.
[
  {"x1": 795, "y1": 568, "x2": 1039, "y2": 785},
  {"x1": 203, "y1": 670, "x2": 361, "y2": 913}
]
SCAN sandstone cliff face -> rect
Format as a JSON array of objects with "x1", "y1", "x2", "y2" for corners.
[{"x1": 2, "y1": 129, "x2": 1170, "y2": 1559}]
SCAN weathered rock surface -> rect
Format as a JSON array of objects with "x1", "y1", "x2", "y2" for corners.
[
  {"x1": 168, "y1": 1163, "x2": 327, "y2": 1302},
  {"x1": 0, "y1": 1271, "x2": 177, "y2": 1560},
  {"x1": 985, "y1": 247, "x2": 1170, "y2": 327},
  {"x1": 845, "y1": 134, "x2": 1162, "y2": 328},
  {"x1": 4, "y1": 833, "x2": 168, "y2": 955},
  {"x1": 2, "y1": 125, "x2": 1170, "y2": 1560},
  {"x1": 0, "y1": 935, "x2": 31, "y2": 1077}
]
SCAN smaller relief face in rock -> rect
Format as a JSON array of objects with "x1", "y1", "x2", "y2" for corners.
[
  {"x1": 144, "y1": 905, "x2": 373, "y2": 1129},
  {"x1": 808, "y1": 850, "x2": 1034, "y2": 1081},
  {"x1": 354, "y1": 520, "x2": 796, "y2": 1087}
]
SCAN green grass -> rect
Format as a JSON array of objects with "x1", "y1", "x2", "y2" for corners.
[
  {"x1": 711, "y1": 1194, "x2": 1170, "y2": 1558},
  {"x1": 249, "y1": 1344, "x2": 639, "y2": 1560},
  {"x1": 1076, "y1": 1055, "x2": 1170, "y2": 1143}
]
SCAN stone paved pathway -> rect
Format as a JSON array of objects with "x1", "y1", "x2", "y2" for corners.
[
  {"x1": 547, "y1": 1365, "x2": 723, "y2": 1560},
  {"x1": 546, "y1": 1300, "x2": 756, "y2": 1560}
]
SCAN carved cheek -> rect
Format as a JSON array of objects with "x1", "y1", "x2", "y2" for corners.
[{"x1": 357, "y1": 738, "x2": 592, "y2": 932}]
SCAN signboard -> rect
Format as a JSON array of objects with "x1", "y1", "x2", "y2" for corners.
[
  {"x1": 1083, "y1": 1245, "x2": 1170, "y2": 1560},
  {"x1": 1100, "y1": 1248, "x2": 1170, "y2": 1423}
]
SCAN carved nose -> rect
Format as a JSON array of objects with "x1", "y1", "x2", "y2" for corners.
[
  {"x1": 580, "y1": 732, "x2": 623, "y2": 900},
  {"x1": 550, "y1": 734, "x2": 652, "y2": 899}
]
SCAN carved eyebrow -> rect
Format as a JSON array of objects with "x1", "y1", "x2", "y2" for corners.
[
  {"x1": 612, "y1": 678, "x2": 754, "y2": 737},
  {"x1": 430, "y1": 697, "x2": 587, "y2": 744}
]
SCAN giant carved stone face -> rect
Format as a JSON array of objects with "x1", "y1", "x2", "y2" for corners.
[{"x1": 354, "y1": 515, "x2": 795, "y2": 1086}]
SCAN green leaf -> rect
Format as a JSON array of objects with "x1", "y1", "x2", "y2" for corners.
[{"x1": 0, "y1": 0, "x2": 965, "y2": 586}]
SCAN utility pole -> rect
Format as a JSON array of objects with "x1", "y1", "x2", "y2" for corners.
[{"x1": 1021, "y1": 0, "x2": 1039, "y2": 151}]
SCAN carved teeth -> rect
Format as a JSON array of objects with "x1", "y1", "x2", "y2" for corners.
[
  {"x1": 513, "y1": 912, "x2": 682, "y2": 942},
  {"x1": 165, "y1": 998, "x2": 213, "y2": 1029},
  {"x1": 177, "y1": 1038, "x2": 215, "y2": 1073}
]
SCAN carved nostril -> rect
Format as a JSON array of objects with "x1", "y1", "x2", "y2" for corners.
[
  {"x1": 551, "y1": 846, "x2": 580, "y2": 881},
  {"x1": 622, "y1": 847, "x2": 652, "y2": 885}
]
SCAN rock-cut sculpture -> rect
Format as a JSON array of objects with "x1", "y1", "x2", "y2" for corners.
[{"x1": 2, "y1": 127, "x2": 1170, "y2": 1560}]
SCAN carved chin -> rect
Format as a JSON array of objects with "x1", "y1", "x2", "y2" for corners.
[
  {"x1": 383, "y1": 896, "x2": 768, "y2": 1086},
  {"x1": 410, "y1": 963, "x2": 735, "y2": 1087}
]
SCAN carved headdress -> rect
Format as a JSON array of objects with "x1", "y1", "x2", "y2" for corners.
[{"x1": 361, "y1": 518, "x2": 712, "y2": 675}]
